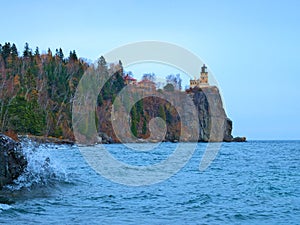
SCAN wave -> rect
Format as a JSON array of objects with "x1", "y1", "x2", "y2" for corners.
[
  {"x1": 0, "y1": 203, "x2": 12, "y2": 212},
  {"x1": 4, "y1": 138, "x2": 68, "y2": 191}
]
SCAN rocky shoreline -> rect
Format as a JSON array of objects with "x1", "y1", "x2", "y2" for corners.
[
  {"x1": 4, "y1": 130, "x2": 246, "y2": 146},
  {"x1": 22, "y1": 135, "x2": 75, "y2": 145},
  {"x1": 0, "y1": 130, "x2": 245, "y2": 188},
  {"x1": 0, "y1": 134, "x2": 27, "y2": 189}
]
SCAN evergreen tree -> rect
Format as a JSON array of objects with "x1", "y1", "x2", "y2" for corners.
[
  {"x1": 118, "y1": 60, "x2": 123, "y2": 75},
  {"x1": 163, "y1": 83, "x2": 175, "y2": 92},
  {"x1": 98, "y1": 56, "x2": 107, "y2": 69},
  {"x1": 142, "y1": 119, "x2": 147, "y2": 135},
  {"x1": 130, "y1": 105, "x2": 138, "y2": 136},
  {"x1": 34, "y1": 47, "x2": 40, "y2": 56},
  {"x1": 11, "y1": 44, "x2": 18, "y2": 58},
  {"x1": 159, "y1": 105, "x2": 166, "y2": 121},
  {"x1": 131, "y1": 120, "x2": 137, "y2": 137},
  {"x1": 69, "y1": 50, "x2": 78, "y2": 61},
  {"x1": 113, "y1": 71, "x2": 126, "y2": 93},
  {"x1": 7, "y1": 96, "x2": 46, "y2": 135},
  {"x1": 97, "y1": 94, "x2": 103, "y2": 106},
  {"x1": 136, "y1": 100, "x2": 143, "y2": 115},
  {"x1": 2, "y1": 42, "x2": 11, "y2": 61},
  {"x1": 23, "y1": 42, "x2": 31, "y2": 57},
  {"x1": 56, "y1": 48, "x2": 64, "y2": 60},
  {"x1": 47, "y1": 48, "x2": 52, "y2": 56}
]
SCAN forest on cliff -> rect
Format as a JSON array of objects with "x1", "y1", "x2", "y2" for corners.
[
  {"x1": 0, "y1": 42, "x2": 186, "y2": 141},
  {"x1": 0, "y1": 42, "x2": 89, "y2": 139}
]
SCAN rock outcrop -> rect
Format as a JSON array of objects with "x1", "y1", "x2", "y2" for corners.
[
  {"x1": 189, "y1": 86, "x2": 245, "y2": 142},
  {"x1": 98, "y1": 132, "x2": 113, "y2": 144},
  {"x1": 189, "y1": 86, "x2": 233, "y2": 142},
  {"x1": 94, "y1": 86, "x2": 245, "y2": 143},
  {"x1": 232, "y1": 136, "x2": 247, "y2": 142},
  {"x1": 0, "y1": 134, "x2": 27, "y2": 189}
]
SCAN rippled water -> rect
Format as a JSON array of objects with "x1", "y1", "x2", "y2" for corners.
[{"x1": 0, "y1": 141, "x2": 299, "y2": 224}]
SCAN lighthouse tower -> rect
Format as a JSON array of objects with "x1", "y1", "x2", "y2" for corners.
[
  {"x1": 189, "y1": 64, "x2": 209, "y2": 88},
  {"x1": 200, "y1": 64, "x2": 208, "y2": 85}
]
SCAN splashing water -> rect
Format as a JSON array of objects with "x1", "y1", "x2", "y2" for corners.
[
  {"x1": 0, "y1": 203, "x2": 12, "y2": 213},
  {"x1": 5, "y1": 138, "x2": 68, "y2": 191}
]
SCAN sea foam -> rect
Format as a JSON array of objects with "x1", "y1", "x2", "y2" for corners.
[
  {"x1": 0, "y1": 203, "x2": 12, "y2": 212},
  {"x1": 5, "y1": 138, "x2": 68, "y2": 191}
]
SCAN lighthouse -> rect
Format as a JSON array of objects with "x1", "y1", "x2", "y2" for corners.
[
  {"x1": 200, "y1": 64, "x2": 208, "y2": 84},
  {"x1": 189, "y1": 64, "x2": 209, "y2": 88}
]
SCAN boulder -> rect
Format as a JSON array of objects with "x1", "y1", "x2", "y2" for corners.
[
  {"x1": 232, "y1": 136, "x2": 247, "y2": 142},
  {"x1": 0, "y1": 134, "x2": 27, "y2": 189},
  {"x1": 98, "y1": 132, "x2": 113, "y2": 144}
]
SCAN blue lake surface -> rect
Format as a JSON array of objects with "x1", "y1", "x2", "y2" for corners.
[{"x1": 0, "y1": 141, "x2": 299, "y2": 224}]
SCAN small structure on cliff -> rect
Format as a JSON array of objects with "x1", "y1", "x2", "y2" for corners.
[
  {"x1": 190, "y1": 64, "x2": 209, "y2": 88},
  {"x1": 123, "y1": 74, "x2": 137, "y2": 85},
  {"x1": 137, "y1": 79, "x2": 156, "y2": 91}
]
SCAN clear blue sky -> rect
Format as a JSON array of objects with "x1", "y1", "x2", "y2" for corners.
[{"x1": 1, "y1": 0, "x2": 299, "y2": 140}]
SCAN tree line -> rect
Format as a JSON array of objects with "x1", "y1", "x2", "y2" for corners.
[
  {"x1": 0, "y1": 42, "x2": 88, "y2": 138},
  {"x1": 0, "y1": 42, "x2": 184, "y2": 141}
]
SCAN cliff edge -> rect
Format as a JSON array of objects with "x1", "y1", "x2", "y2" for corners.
[
  {"x1": 95, "y1": 86, "x2": 245, "y2": 143},
  {"x1": 189, "y1": 86, "x2": 242, "y2": 142}
]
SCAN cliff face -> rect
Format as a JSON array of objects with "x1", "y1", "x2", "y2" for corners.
[
  {"x1": 96, "y1": 86, "x2": 235, "y2": 143},
  {"x1": 189, "y1": 86, "x2": 233, "y2": 142}
]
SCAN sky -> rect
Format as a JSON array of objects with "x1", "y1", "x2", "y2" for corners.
[{"x1": 1, "y1": 0, "x2": 299, "y2": 140}]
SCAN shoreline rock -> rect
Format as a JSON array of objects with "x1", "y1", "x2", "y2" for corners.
[
  {"x1": 98, "y1": 132, "x2": 113, "y2": 144},
  {"x1": 232, "y1": 136, "x2": 247, "y2": 142},
  {"x1": 0, "y1": 134, "x2": 27, "y2": 189},
  {"x1": 19, "y1": 135, "x2": 75, "y2": 145}
]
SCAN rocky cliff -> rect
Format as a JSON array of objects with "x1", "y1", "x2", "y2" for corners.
[
  {"x1": 0, "y1": 43, "x2": 244, "y2": 143},
  {"x1": 95, "y1": 86, "x2": 244, "y2": 143},
  {"x1": 189, "y1": 86, "x2": 234, "y2": 142}
]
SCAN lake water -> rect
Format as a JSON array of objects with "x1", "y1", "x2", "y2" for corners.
[{"x1": 0, "y1": 140, "x2": 299, "y2": 224}]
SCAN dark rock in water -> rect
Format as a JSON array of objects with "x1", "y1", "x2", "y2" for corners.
[
  {"x1": 232, "y1": 136, "x2": 247, "y2": 142},
  {"x1": 223, "y1": 118, "x2": 234, "y2": 142},
  {"x1": 0, "y1": 134, "x2": 27, "y2": 189},
  {"x1": 98, "y1": 132, "x2": 113, "y2": 144}
]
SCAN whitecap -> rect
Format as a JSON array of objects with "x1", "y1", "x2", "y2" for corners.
[
  {"x1": 0, "y1": 203, "x2": 12, "y2": 212},
  {"x1": 6, "y1": 138, "x2": 68, "y2": 191}
]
